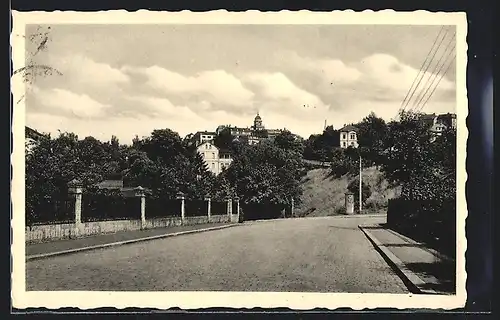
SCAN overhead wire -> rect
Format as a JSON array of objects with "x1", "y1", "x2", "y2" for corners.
[
  {"x1": 409, "y1": 32, "x2": 456, "y2": 114},
  {"x1": 400, "y1": 26, "x2": 450, "y2": 115},
  {"x1": 396, "y1": 26, "x2": 445, "y2": 117},
  {"x1": 416, "y1": 54, "x2": 456, "y2": 114}
]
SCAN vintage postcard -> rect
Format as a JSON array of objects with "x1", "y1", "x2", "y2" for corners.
[{"x1": 11, "y1": 10, "x2": 468, "y2": 310}]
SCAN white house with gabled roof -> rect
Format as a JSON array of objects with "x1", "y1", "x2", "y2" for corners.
[
  {"x1": 339, "y1": 125, "x2": 359, "y2": 148},
  {"x1": 196, "y1": 141, "x2": 233, "y2": 175}
]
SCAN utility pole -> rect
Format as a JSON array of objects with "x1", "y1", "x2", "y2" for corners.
[{"x1": 359, "y1": 153, "x2": 362, "y2": 213}]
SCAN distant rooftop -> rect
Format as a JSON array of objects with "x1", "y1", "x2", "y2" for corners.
[
  {"x1": 25, "y1": 126, "x2": 44, "y2": 140},
  {"x1": 339, "y1": 125, "x2": 358, "y2": 132}
]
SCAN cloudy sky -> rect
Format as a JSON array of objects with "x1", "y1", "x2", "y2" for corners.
[{"x1": 24, "y1": 24, "x2": 456, "y2": 143}]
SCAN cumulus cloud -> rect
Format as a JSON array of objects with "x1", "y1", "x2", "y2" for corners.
[
  {"x1": 357, "y1": 53, "x2": 455, "y2": 92},
  {"x1": 123, "y1": 66, "x2": 255, "y2": 109},
  {"x1": 25, "y1": 49, "x2": 456, "y2": 143},
  {"x1": 244, "y1": 72, "x2": 329, "y2": 119},
  {"x1": 47, "y1": 54, "x2": 130, "y2": 87},
  {"x1": 284, "y1": 52, "x2": 455, "y2": 110},
  {"x1": 32, "y1": 86, "x2": 111, "y2": 118},
  {"x1": 125, "y1": 95, "x2": 201, "y2": 120}
]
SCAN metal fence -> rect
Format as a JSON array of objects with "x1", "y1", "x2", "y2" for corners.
[
  {"x1": 82, "y1": 193, "x2": 141, "y2": 222},
  {"x1": 26, "y1": 195, "x2": 76, "y2": 226},
  {"x1": 185, "y1": 200, "x2": 208, "y2": 217},
  {"x1": 211, "y1": 201, "x2": 227, "y2": 215},
  {"x1": 146, "y1": 198, "x2": 182, "y2": 218}
]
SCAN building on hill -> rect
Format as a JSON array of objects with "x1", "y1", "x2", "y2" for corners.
[
  {"x1": 213, "y1": 113, "x2": 285, "y2": 146},
  {"x1": 339, "y1": 125, "x2": 359, "y2": 148},
  {"x1": 94, "y1": 174, "x2": 152, "y2": 197},
  {"x1": 420, "y1": 112, "x2": 457, "y2": 139},
  {"x1": 25, "y1": 126, "x2": 44, "y2": 154},
  {"x1": 196, "y1": 141, "x2": 233, "y2": 175},
  {"x1": 436, "y1": 113, "x2": 457, "y2": 130},
  {"x1": 192, "y1": 131, "x2": 217, "y2": 146}
]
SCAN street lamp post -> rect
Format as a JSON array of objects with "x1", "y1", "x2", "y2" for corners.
[{"x1": 359, "y1": 153, "x2": 362, "y2": 213}]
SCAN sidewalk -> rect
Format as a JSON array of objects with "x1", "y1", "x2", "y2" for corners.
[
  {"x1": 359, "y1": 223, "x2": 456, "y2": 295},
  {"x1": 27, "y1": 222, "x2": 235, "y2": 259}
]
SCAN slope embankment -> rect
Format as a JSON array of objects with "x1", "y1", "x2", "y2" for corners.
[{"x1": 295, "y1": 166, "x2": 400, "y2": 217}]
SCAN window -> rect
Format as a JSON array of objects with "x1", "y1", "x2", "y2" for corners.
[
  {"x1": 350, "y1": 133, "x2": 356, "y2": 140},
  {"x1": 342, "y1": 142, "x2": 346, "y2": 147},
  {"x1": 342, "y1": 133, "x2": 347, "y2": 139},
  {"x1": 351, "y1": 142, "x2": 355, "y2": 146}
]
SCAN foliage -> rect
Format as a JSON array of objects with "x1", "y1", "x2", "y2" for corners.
[
  {"x1": 274, "y1": 129, "x2": 304, "y2": 154},
  {"x1": 380, "y1": 112, "x2": 435, "y2": 197},
  {"x1": 380, "y1": 111, "x2": 456, "y2": 202},
  {"x1": 303, "y1": 126, "x2": 338, "y2": 161},
  {"x1": 26, "y1": 128, "x2": 218, "y2": 222},
  {"x1": 303, "y1": 125, "x2": 339, "y2": 162},
  {"x1": 347, "y1": 178, "x2": 372, "y2": 211},
  {"x1": 213, "y1": 127, "x2": 235, "y2": 151},
  {"x1": 356, "y1": 112, "x2": 388, "y2": 166},
  {"x1": 221, "y1": 133, "x2": 303, "y2": 206}
]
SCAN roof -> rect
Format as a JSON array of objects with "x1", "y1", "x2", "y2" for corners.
[
  {"x1": 25, "y1": 126, "x2": 44, "y2": 140},
  {"x1": 195, "y1": 131, "x2": 216, "y2": 135},
  {"x1": 339, "y1": 125, "x2": 358, "y2": 132},
  {"x1": 420, "y1": 113, "x2": 437, "y2": 120},
  {"x1": 437, "y1": 113, "x2": 456, "y2": 120},
  {"x1": 197, "y1": 141, "x2": 219, "y2": 149}
]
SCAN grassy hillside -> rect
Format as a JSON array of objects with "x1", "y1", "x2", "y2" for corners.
[{"x1": 295, "y1": 166, "x2": 401, "y2": 217}]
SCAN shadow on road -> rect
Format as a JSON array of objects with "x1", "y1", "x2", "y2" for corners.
[
  {"x1": 405, "y1": 261, "x2": 456, "y2": 294},
  {"x1": 328, "y1": 225, "x2": 360, "y2": 231},
  {"x1": 359, "y1": 224, "x2": 385, "y2": 229}
]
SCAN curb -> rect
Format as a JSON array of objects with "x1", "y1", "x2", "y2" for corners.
[
  {"x1": 247, "y1": 214, "x2": 387, "y2": 223},
  {"x1": 27, "y1": 224, "x2": 238, "y2": 261},
  {"x1": 358, "y1": 225, "x2": 438, "y2": 295}
]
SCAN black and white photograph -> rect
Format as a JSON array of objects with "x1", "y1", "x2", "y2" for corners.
[{"x1": 11, "y1": 10, "x2": 467, "y2": 310}]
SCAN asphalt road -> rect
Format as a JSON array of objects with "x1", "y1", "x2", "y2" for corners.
[{"x1": 26, "y1": 216, "x2": 408, "y2": 293}]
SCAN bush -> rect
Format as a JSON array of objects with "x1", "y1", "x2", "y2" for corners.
[
  {"x1": 335, "y1": 206, "x2": 346, "y2": 215},
  {"x1": 387, "y1": 197, "x2": 456, "y2": 258},
  {"x1": 347, "y1": 178, "x2": 372, "y2": 212}
]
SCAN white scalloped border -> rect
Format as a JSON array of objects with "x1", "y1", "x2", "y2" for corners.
[{"x1": 10, "y1": 9, "x2": 468, "y2": 311}]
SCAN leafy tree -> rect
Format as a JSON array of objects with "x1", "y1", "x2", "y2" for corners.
[
  {"x1": 274, "y1": 129, "x2": 304, "y2": 154},
  {"x1": 347, "y1": 178, "x2": 372, "y2": 212},
  {"x1": 213, "y1": 127, "x2": 235, "y2": 151},
  {"x1": 223, "y1": 140, "x2": 302, "y2": 207},
  {"x1": 356, "y1": 112, "x2": 388, "y2": 166},
  {"x1": 380, "y1": 111, "x2": 437, "y2": 200}
]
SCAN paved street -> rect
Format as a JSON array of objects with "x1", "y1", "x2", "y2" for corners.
[{"x1": 26, "y1": 216, "x2": 408, "y2": 293}]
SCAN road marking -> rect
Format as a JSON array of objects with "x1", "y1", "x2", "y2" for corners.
[{"x1": 26, "y1": 224, "x2": 239, "y2": 261}]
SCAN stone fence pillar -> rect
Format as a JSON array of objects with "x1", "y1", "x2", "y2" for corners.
[
  {"x1": 345, "y1": 192, "x2": 355, "y2": 215},
  {"x1": 67, "y1": 179, "x2": 83, "y2": 225},
  {"x1": 204, "y1": 194, "x2": 212, "y2": 223},
  {"x1": 177, "y1": 192, "x2": 186, "y2": 224},
  {"x1": 291, "y1": 198, "x2": 295, "y2": 218},
  {"x1": 135, "y1": 186, "x2": 146, "y2": 229}
]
